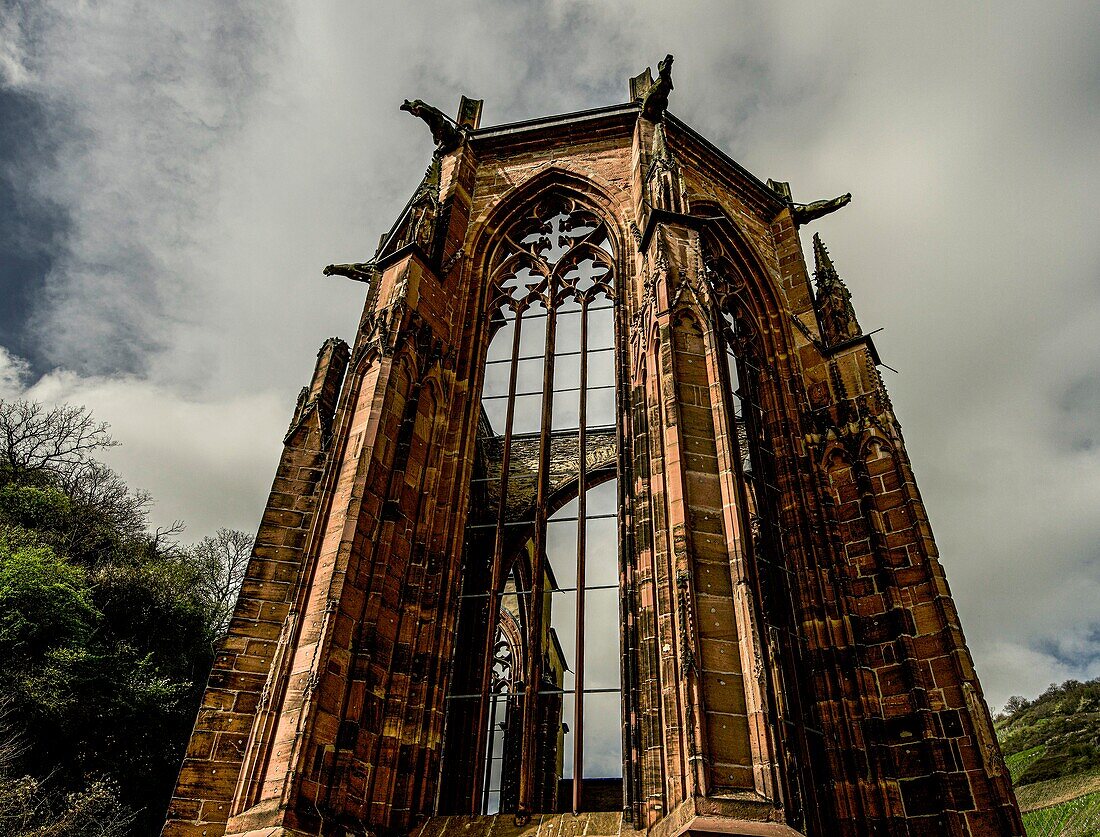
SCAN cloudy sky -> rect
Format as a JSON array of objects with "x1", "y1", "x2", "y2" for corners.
[{"x1": 2, "y1": 2, "x2": 1098, "y2": 712}]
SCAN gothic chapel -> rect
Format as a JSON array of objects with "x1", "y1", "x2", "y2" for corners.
[{"x1": 164, "y1": 57, "x2": 1023, "y2": 837}]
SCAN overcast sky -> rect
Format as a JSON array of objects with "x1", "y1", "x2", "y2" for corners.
[{"x1": 2, "y1": 2, "x2": 1098, "y2": 712}]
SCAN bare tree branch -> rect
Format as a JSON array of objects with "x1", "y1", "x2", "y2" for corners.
[
  {"x1": 0, "y1": 401, "x2": 116, "y2": 484},
  {"x1": 187, "y1": 529, "x2": 254, "y2": 639}
]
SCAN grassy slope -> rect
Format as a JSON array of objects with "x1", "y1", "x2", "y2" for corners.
[{"x1": 995, "y1": 678, "x2": 1100, "y2": 835}]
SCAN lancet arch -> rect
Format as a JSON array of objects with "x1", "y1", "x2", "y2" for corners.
[{"x1": 439, "y1": 180, "x2": 628, "y2": 817}]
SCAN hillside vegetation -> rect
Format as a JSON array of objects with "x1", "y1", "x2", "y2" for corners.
[
  {"x1": 0, "y1": 399, "x2": 250, "y2": 836},
  {"x1": 996, "y1": 678, "x2": 1100, "y2": 836}
]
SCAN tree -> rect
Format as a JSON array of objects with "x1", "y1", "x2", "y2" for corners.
[
  {"x1": 1003, "y1": 695, "x2": 1029, "y2": 715},
  {"x1": 0, "y1": 399, "x2": 249, "y2": 834},
  {"x1": 0, "y1": 401, "x2": 115, "y2": 485},
  {"x1": 188, "y1": 528, "x2": 254, "y2": 639},
  {"x1": 0, "y1": 400, "x2": 152, "y2": 566}
]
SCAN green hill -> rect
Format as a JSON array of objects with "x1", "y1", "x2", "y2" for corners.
[{"x1": 995, "y1": 678, "x2": 1100, "y2": 835}]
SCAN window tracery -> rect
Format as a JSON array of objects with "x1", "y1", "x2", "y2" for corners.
[{"x1": 440, "y1": 194, "x2": 622, "y2": 815}]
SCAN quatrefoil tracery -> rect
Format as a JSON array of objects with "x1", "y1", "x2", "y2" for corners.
[{"x1": 489, "y1": 197, "x2": 615, "y2": 318}]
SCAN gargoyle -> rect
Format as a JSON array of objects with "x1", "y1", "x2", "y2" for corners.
[
  {"x1": 641, "y1": 54, "x2": 674, "y2": 122},
  {"x1": 400, "y1": 99, "x2": 463, "y2": 153},
  {"x1": 323, "y1": 262, "x2": 376, "y2": 283},
  {"x1": 792, "y1": 193, "x2": 852, "y2": 226}
]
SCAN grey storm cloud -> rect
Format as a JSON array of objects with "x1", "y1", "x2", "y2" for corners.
[{"x1": 1, "y1": 0, "x2": 1099, "y2": 719}]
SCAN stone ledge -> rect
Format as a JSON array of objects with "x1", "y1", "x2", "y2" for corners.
[
  {"x1": 671, "y1": 817, "x2": 804, "y2": 837},
  {"x1": 645, "y1": 796, "x2": 802, "y2": 837}
]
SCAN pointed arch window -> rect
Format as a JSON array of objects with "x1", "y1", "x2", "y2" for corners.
[{"x1": 440, "y1": 194, "x2": 623, "y2": 816}]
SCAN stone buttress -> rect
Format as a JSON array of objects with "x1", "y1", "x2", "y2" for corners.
[{"x1": 164, "y1": 64, "x2": 1022, "y2": 837}]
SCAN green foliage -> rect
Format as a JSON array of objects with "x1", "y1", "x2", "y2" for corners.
[
  {"x1": 997, "y1": 678, "x2": 1100, "y2": 836},
  {"x1": 1022, "y1": 741, "x2": 1100, "y2": 787},
  {"x1": 1021, "y1": 791, "x2": 1100, "y2": 837},
  {"x1": 0, "y1": 399, "x2": 252, "y2": 835},
  {"x1": 997, "y1": 678, "x2": 1100, "y2": 789},
  {"x1": 1006, "y1": 745, "x2": 1046, "y2": 785},
  {"x1": 0, "y1": 541, "x2": 97, "y2": 659},
  {"x1": 0, "y1": 484, "x2": 73, "y2": 533}
]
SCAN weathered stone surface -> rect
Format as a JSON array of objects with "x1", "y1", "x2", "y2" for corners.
[{"x1": 164, "y1": 77, "x2": 1022, "y2": 837}]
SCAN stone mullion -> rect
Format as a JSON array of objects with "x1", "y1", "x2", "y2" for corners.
[
  {"x1": 516, "y1": 289, "x2": 557, "y2": 817},
  {"x1": 470, "y1": 303, "x2": 526, "y2": 812}
]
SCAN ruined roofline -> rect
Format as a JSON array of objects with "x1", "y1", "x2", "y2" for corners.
[
  {"x1": 470, "y1": 101, "x2": 784, "y2": 217},
  {"x1": 470, "y1": 101, "x2": 640, "y2": 139}
]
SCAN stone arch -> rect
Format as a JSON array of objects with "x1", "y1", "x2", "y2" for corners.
[
  {"x1": 696, "y1": 208, "x2": 798, "y2": 372},
  {"x1": 466, "y1": 169, "x2": 629, "y2": 347},
  {"x1": 860, "y1": 431, "x2": 895, "y2": 462},
  {"x1": 467, "y1": 164, "x2": 629, "y2": 270},
  {"x1": 821, "y1": 440, "x2": 852, "y2": 473}
]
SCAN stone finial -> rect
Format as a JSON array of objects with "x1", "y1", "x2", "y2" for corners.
[
  {"x1": 400, "y1": 99, "x2": 464, "y2": 153},
  {"x1": 652, "y1": 120, "x2": 673, "y2": 163},
  {"x1": 766, "y1": 179, "x2": 793, "y2": 201},
  {"x1": 456, "y1": 95, "x2": 484, "y2": 129},
  {"x1": 288, "y1": 337, "x2": 350, "y2": 441},
  {"x1": 646, "y1": 122, "x2": 686, "y2": 213},
  {"x1": 641, "y1": 54, "x2": 674, "y2": 122},
  {"x1": 813, "y1": 233, "x2": 839, "y2": 282},
  {"x1": 812, "y1": 233, "x2": 861, "y2": 345},
  {"x1": 394, "y1": 155, "x2": 442, "y2": 253}
]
